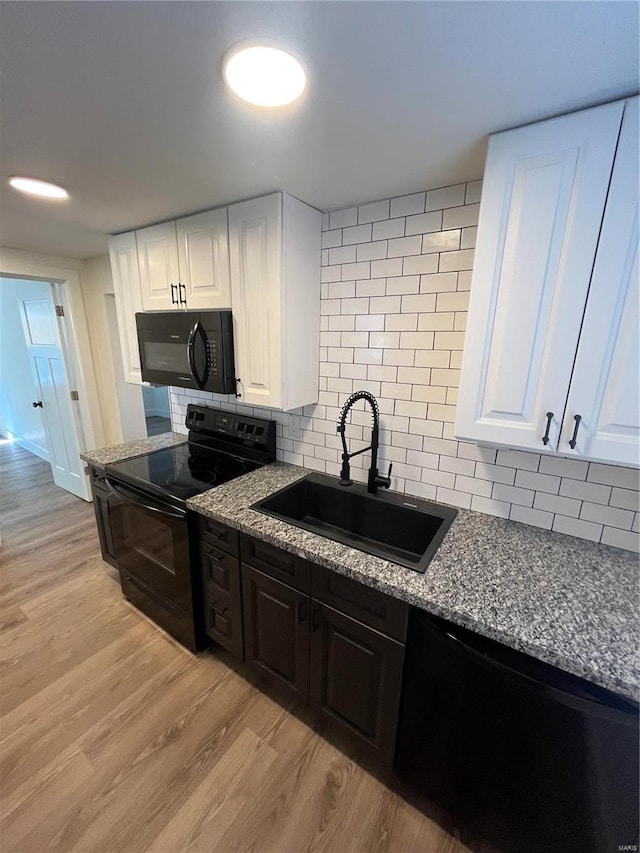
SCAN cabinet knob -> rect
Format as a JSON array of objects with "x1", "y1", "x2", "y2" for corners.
[{"x1": 541, "y1": 411, "x2": 554, "y2": 446}]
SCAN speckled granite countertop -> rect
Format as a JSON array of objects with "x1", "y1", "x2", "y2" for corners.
[
  {"x1": 80, "y1": 432, "x2": 187, "y2": 470},
  {"x1": 188, "y1": 462, "x2": 639, "y2": 701}
]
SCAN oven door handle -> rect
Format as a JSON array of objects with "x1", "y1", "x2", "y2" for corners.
[
  {"x1": 103, "y1": 477, "x2": 187, "y2": 520},
  {"x1": 187, "y1": 321, "x2": 209, "y2": 390}
]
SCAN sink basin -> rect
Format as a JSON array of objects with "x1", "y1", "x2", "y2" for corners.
[{"x1": 253, "y1": 473, "x2": 457, "y2": 573}]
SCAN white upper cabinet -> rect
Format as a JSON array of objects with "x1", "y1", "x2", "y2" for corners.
[
  {"x1": 456, "y1": 99, "x2": 630, "y2": 460},
  {"x1": 176, "y1": 208, "x2": 231, "y2": 310},
  {"x1": 228, "y1": 193, "x2": 321, "y2": 411},
  {"x1": 136, "y1": 222, "x2": 181, "y2": 311},
  {"x1": 561, "y1": 97, "x2": 639, "y2": 467},
  {"x1": 108, "y1": 232, "x2": 144, "y2": 384}
]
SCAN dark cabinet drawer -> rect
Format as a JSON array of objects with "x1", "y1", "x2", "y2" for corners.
[
  {"x1": 240, "y1": 535, "x2": 310, "y2": 593},
  {"x1": 311, "y1": 564, "x2": 408, "y2": 643},
  {"x1": 198, "y1": 515, "x2": 239, "y2": 556},
  {"x1": 199, "y1": 540, "x2": 240, "y2": 598},
  {"x1": 203, "y1": 589, "x2": 243, "y2": 660}
]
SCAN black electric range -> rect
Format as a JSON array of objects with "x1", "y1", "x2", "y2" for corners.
[{"x1": 102, "y1": 404, "x2": 276, "y2": 651}]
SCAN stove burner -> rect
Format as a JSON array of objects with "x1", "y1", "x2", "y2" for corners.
[
  {"x1": 166, "y1": 469, "x2": 217, "y2": 492},
  {"x1": 215, "y1": 458, "x2": 246, "y2": 477}
]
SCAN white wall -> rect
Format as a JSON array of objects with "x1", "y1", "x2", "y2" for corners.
[
  {"x1": 0, "y1": 277, "x2": 49, "y2": 458},
  {"x1": 169, "y1": 179, "x2": 640, "y2": 553},
  {"x1": 142, "y1": 385, "x2": 170, "y2": 418}
]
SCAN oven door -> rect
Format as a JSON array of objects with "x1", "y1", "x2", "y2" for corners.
[{"x1": 104, "y1": 476, "x2": 192, "y2": 613}]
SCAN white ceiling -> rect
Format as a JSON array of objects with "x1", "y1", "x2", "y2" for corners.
[{"x1": 0, "y1": 1, "x2": 637, "y2": 259}]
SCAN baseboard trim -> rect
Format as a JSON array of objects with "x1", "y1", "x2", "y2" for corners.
[{"x1": 0, "y1": 430, "x2": 50, "y2": 463}]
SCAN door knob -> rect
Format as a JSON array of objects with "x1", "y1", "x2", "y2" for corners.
[{"x1": 32, "y1": 401, "x2": 43, "y2": 408}]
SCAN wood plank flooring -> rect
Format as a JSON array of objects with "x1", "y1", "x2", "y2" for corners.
[{"x1": 0, "y1": 443, "x2": 471, "y2": 853}]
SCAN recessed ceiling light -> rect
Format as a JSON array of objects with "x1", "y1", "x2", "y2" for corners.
[
  {"x1": 223, "y1": 43, "x2": 306, "y2": 107},
  {"x1": 9, "y1": 177, "x2": 69, "y2": 200}
]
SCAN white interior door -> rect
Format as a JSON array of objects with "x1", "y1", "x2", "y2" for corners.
[
  {"x1": 561, "y1": 97, "x2": 640, "y2": 467},
  {"x1": 455, "y1": 100, "x2": 624, "y2": 452},
  {"x1": 18, "y1": 282, "x2": 90, "y2": 500}
]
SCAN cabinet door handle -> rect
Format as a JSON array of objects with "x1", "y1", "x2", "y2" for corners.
[
  {"x1": 179, "y1": 283, "x2": 186, "y2": 305},
  {"x1": 568, "y1": 414, "x2": 582, "y2": 450},
  {"x1": 298, "y1": 601, "x2": 306, "y2": 623},
  {"x1": 312, "y1": 606, "x2": 321, "y2": 633},
  {"x1": 171, "y1": 283, "x2": 178, "y2": 305},
  {"x1": 211, "y1": 601, "x2": 228, "y2": 616},
  {"x1": 541, "y1": 411, "x2": 554, "y2": 446}
]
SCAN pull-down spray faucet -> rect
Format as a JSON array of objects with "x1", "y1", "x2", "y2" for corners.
[{"x1": 336, "y1": 391, "x2": 392, "y2": 494}]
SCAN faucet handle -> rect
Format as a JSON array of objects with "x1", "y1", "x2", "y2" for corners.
[{"x1": 386, "y1": 463, "x2": 393, "y2": 480}]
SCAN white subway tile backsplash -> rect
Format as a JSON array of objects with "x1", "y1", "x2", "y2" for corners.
[
  {"x1": 537, "y1": 456, "x2": 589, "y2": 480},
  {"x1": 343, "y1": 223, "x2": 373, "y2": 245},
  {"x1": 515, "y1": 470, "x2": 560, "y2": 495},
  {"x1": 419, "y1": 272, "x2": 459, "y2": 293},
  {"x1": 465, "y1": 179, "x2": 483, "y2": 204},
  {"x1": 388, "y1": 235, "x2": 422, "y2": 257},
  {"x1": 405, "y1": 211, "x2": 443, "y2": 236},
  {"x1": 559, "y1": 478, "x2": 611, "y2": 505},
  {"x1": 426, "y1": 183, "x2": 466, "y2": 211},
  {"x1": 471, "y1": 495, "x2": 510, "y2": 518},
  {"x1": 609, "y1": 487, "x2": 640, "y2": 511},
  {"x1": 321, "y1": 229, "x2": 342, "y2": 249},
  {"x1": 600, "y1": 527, "x2": 640, "y2": 552},
  {"x1": 508, "y1": 504, "x2": 553, "y2": 530},
  {"x1": 580, "y1": 502, "x2": 634, "y2": 530},
  {"x1": 371, "y1": 257, "x2": 404, "y2": 278},
  {"x1": 533, "y1": 492, "x2": 580, "y2": 518},
  {"x1": 390, "y1": 192, "x2": 425, "y2": 217},
  {"x1": 358, "y1": 199, "x2": 390, "y2": 223},
  {"x1": 173, "y1": 177, "x2": 640, "y2": 555},
  {"x1": 587, "y1": 463, "x2": 639, "y2": 490},
  {"x1": 442, "y1": 203, "x2": 480, "y2": 230},
  {"x1": 403, "y1": 254, "x2": 439, "y2": 276},
  {"x1": 552, "y1": 515, "x2": 602, "y2": 543},
  {"x1": 386, "y1": 275, "x2": 421, "y2": 295},
  {"x1": 330, "y1": 207, "x2": 358, "y2": 229},
  {"x1": 439, "y1": 248, "x2": 475, "y2": 272},
  {"x1": 373, "y1": 217, "x2": 406, "y2": 240}
]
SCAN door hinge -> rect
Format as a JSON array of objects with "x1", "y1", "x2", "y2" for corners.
[
  {"x1": 70, "y1": 390, "x2": 79, "y2": 401},
  {"x1": 55, "y1": 304, "x2": 64, "y2": 317}
]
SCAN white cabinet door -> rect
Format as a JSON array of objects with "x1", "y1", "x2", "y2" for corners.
[
  {"x1": 176, "y1": 208, "x2": 231, "y2": 310},
  {"x1": 137, "y1": 222, "x2": 181, "y2": 311},
  {"x1": 109, "y1": 232, "x2": 144, "y2": 384},
  {"x1": 228, "y1": 194, "x2": 283, "y2": 408},
  {"x1": 456, "y1": 100, "x2": 624, "y2": 452},
  {"x1": 561, "y1": 98, "x2": 639, "y2": 467}
]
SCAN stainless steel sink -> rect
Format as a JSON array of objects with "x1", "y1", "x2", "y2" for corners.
[{"x1": 253, "y1": 473, "x2": 457, "y2": 573}]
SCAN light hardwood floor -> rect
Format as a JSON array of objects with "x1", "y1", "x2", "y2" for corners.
[{"x1": 0, "y1": 443, "x2": 471, "y2": 853}]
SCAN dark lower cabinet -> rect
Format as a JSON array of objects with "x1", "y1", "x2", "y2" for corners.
[
  {"x1": 309, "y1": 602, "x2": 405, "y2": 766},
  {"x1": 241, "y1": 565, "x2": 310, "y2": 702},
  {"x1": 89, "y1": 468, "x2": 118, "y2": 569}
]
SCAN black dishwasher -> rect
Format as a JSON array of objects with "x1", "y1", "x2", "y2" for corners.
[{"x1": 395, "y1": 610, "x2": 639, "y2": 853}]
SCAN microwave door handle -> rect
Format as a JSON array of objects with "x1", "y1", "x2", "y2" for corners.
[
  {"x1": 103, "y1": 477, "x2": 186, "y2": 520},
  {"x1": 187, "y1": 321, "x2": 207, "y2": 390}
]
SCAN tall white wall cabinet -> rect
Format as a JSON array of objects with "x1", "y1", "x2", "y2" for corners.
[
  {"x1": 108, "y1": 193, "x2": 321, "y2": 411},
  {"x1": 456, "y1": 96, "x2": 639, "y2": 468}
]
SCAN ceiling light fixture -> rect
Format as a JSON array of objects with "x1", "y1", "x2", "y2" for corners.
[
  {"x1": 223, "y1": 42, "x2": 306, "y2": 107},
  {"x1": 9, "y1": 177, "x2": 69, "y2": 200}
]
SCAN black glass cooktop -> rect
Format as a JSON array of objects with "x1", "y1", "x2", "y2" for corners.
[{"x1": 105, "y1": 442, "x2": 260, "y2": 505}]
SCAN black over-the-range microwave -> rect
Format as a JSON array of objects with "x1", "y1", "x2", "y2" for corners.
[{"x1": 135, "y1": 310, "x2": 236, "y2": 393}]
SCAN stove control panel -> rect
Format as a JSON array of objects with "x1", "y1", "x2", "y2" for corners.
[{"x1": 185, "y1": 404, "x2": 276, "y2": 463}]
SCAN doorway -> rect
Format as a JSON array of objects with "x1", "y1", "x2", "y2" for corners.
[
  {"x1": 142, "y1": 385, "x2": 171, "y2": 436},
  {"x1": 0, "y1": 277, "x2": 90, "y2": 500}
]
